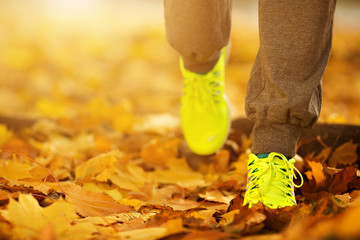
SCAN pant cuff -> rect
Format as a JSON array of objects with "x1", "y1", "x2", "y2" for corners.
[{"x1": 251, "y1": 120, "x2": 301, "y2": 157}]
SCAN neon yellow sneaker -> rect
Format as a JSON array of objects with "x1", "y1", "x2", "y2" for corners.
[
  {"x1": 180, "y1": 48, "x2": 230, "y2": 155},
  {"x1": 243, "y1": 152, "x2": 304, "y2": 209}
]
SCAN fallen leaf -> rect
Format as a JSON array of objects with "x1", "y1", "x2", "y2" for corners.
[
  {"x1": 75, "y1": 149, "x2": 123, "y2": 182},
  {"x1": 63, "y1": 183, "x2": 133, "y2": 217},
  {"x1": 304, "y1": 161, "x2": 326, "y2": 189},
  {"x1": 212, "y1": 149, "x2": 230, "y2": 172},
  {"x1": 152, "y1": 158, "x2": 206, "y2": 188},
  {"x1": 140, "y1": 138, "x2": 180, "y2": 166},
  {"x1": 327, "y1": 165, "x2": 357, "y2": 194},
  {"x1": 82, "y1": 182, "x2": 123, "y2": 201},
  {"x1": 226, "y1": 208, "x2": 266, "y2": 235},
  {"x1": 0, "y1": 194, "x2": 95, "y2": 240},
  {"x1": 0, "y1": 190, "x2": 18, "y2": 201},
  {"x1": 219, "y1": 209, "x2": 240, "y2": 226},
  {"x1": 74, "y1": 212, "x2": 142, "y2": 226},
  {"x1": 331, "y1": 193, "x2": 351, "y2": 208},
  {"x1": 0, "y1": 124, "x2": 13, "y2": 147},
  {"x1": 198, "y1": 190, "x2": 236, "y2": 204},
  {"x1": 324, "y1": 166, "x2": 343, "y2": 176},
  {"x1": 0, "y1": 161, "x2": 33, "y2": 181},
  {"x1": 110, "y1": 162, "x2": 150, "y2": 191},
  {"x1": 312, "y1": 147, "x2": 332, "y2": 164},
  {"x1": 327, "y1": 140, "x2": 358, "y2": 167}
]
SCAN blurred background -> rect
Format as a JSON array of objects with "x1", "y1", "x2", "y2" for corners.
[{"x1": 0, "y1": 0, "x2": 359, "y2": 132}]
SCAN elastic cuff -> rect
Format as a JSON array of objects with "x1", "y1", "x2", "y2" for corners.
[
  {"x1": 251, "y1": 120, "x2": 301, "y2": 157},
  {"x1": 182, "y1": 49, "x2": 222, "y2": 74}
]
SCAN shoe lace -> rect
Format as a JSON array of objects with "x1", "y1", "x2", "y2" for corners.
[
  {"x1": 262, "y1": 153, "x2": 303, "y2": 192},
  {"x1": 246, "y1": 153, "x2": 303, "y2": 203},
  {"x1": 182, "y1": 70, "x2": 224, "y2": 110}
]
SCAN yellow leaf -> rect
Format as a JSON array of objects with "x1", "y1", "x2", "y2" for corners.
[
  {"x1": 110, "y1": 162, "x2": 150, "y2": 191},
  {"x1": 0, "y1": 161, "x2": 33, "y2": 180},
  {"x1": 29, "y1": 165, "x2": 51, "y2": 179},
  {"x1": 75, "y1": 150, "x2": 123, "y2": 181},
  {"x1": 74, "y1": 212, "x2": 142, "y2": 226},
  {"x1": 163, "y1": 218, "x2": 185, "y2": 236},
  {"x1": 117, "y1": 198, "x2": 146, "y2": 211},
  {"x1": 152, "y1": 158, "x2": 206, "y2": 188},
  {"x1": 0, "y1": 194, "x2": 94, "y2": 240},
  {"x1": 0, "y1": 124, "x2": 13, "y2": 147},
  {"x1": 82, "y1": 182, "x2": 123, "y2": 201}
]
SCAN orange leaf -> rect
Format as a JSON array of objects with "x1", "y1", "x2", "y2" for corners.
[
  {"x1": 140, "y1": 138, "x2": 180, "y2": 166},
  {"x1": 305, "y1": 161, "x2": 326, "y2": 188},
  {"x1": 64, "y1": 183, "x2": 133, "y2": 217}
]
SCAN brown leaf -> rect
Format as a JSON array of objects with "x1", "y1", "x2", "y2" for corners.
[
  {"x1": 263, "y1": 208, "x2": 293, "y2": 232},
  {"x1": 226, "y1": 209, "x2": 266, "y2": 235},
  {"x1": 225, "y1": 201, "x2": 266, "y2": 235},
  {"x1": 64, "y1": 183, "x2": 133, "y2": 217},
  {"x1": 326, "y1": 165, "x2": 357, "y2": 194},
  {"x1": 212, "y1": 149, "x2": 230, "y2": 172},
  {"x1": 227, "y1": 194, "x2": 244, "y2": 212},
  {"x1": 327, "y1": 140, "x2": 358, "y2": 167}
]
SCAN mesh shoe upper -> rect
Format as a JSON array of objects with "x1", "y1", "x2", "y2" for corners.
[
  {"x1": 180, "y1": 48, "x2": 230, "y2": 155},
  {"x1": 243, "y1": 152, "x2": 303, "y2": 209}
]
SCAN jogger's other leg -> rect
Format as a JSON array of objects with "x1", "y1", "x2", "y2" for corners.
[
  {"x1": 164, "y1": 0, "x2": 232, "y2": 73},
  {"x1": 246, "y1": 0, "x2": 337, "y2": 157}
]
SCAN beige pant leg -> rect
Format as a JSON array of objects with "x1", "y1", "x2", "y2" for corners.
[
  {"x1": 246, "y1": 0, "x2": 337, "y2": 157},
  {"x1": 164, "y1": 0, "x2": 232, "y2": 73}
]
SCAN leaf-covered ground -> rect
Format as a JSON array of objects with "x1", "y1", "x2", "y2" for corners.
[{"x1": 1, "y1": 1, "x2": 360, "y2": 239}]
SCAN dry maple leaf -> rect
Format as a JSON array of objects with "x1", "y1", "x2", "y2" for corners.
[
  {"x1": 64, "y1": 183, "x2": 133, "y2": 217},
  {"x1": 326, "y1": 165, "x2": 358, "y2": 194},
  {"x1": 74, "y1": 212, "x2": 143, "y2": 226},
  {"x1": 140, "y1": 137, "x2": 181, "y2": 166},
  {"x1": 226, "y1": 208, "x2": 266, "y2": 235},
  {"x1": 0, "y1": 194, "x2": 95, "y2": 240},
  {"x1": 152, "y1": 158, "x2": 206, "y2": 188},
  {"x1": 304, "y1": 160, "x2": 326, "y2": 189},
  {"x1": 110, "y1": 162, "x2": 150, "y2": 191},
  {"x1": 327, "y1": 140, "x2": 359, "y2": 167},
  {"x1": 0, "y1": 161, "x2": 33, "y2": 181},
  {"x1": 75, "y1": 149, "x2": 122, "y2": 182},
  {"x1": 198, "y1": 190, "x2": 237, "y2": 205}
]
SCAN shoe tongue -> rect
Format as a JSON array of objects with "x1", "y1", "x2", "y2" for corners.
[{"x1": 257, "y1": 153, "x2": 269, "y2": 159}]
